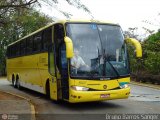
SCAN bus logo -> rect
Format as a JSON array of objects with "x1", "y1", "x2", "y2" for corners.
[{"x1": 103, "y1": 85, "x2": 107, "y2": 89}]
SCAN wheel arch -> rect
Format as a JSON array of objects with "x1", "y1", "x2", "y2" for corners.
[{"x1": 45, "y1": 78, "x2": 50, "y2": 95}]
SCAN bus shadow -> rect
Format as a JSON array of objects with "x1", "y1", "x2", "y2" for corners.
[
  {"x1": 56, "y1": 101, "x2": 124, "y2": 111},
  {"x1": 9, "y1": 85, "x2": 47, "y2": 99}
]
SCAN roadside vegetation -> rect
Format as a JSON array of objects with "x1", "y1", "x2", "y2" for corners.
[{"x1": 128, "y1": 30, "x2": 160, "y2": 84}]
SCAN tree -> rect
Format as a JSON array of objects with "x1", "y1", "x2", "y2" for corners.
[
  {"x1": 0, "y1": 0, "x2": 38, "y2": 26},
  {"x1": 124, "y1": 27, "x2": 139, "y2": 39},
  {"x1": 39, "y1": 0, "x2": 93, "y2": 19},
  {"x1": 0, "y1": 0, "x2": 92, "y2": 25},
  {"x1": 142, "y1": 13, "x2": 160, "y2": 28},
  {"x1": 128, "y1": 30, "x2": 160, "y2": 83},
  {"x1": 0, "y1": 7, "x2": 53, "y2": 75}
]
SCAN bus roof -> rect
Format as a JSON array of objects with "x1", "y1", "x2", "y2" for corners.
[{"x1": 8, "y1": 20, "x2": 119, "y2": 46}]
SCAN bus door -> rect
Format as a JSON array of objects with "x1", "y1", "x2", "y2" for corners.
[
  {"x1": 54, "y1": 24, "x2": 69, "y2": 100},
  {"x1": 59, "y1": 43, "x2": 69, "y2": 100},
  {"x1": 48, "y1": 44, "x2": 58, "y2": 100}
]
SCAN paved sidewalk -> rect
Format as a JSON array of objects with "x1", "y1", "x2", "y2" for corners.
[{"x1": 0, "y1": 91, "x2": 32, "y2": 120}]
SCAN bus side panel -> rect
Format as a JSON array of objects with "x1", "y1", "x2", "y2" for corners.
[
  {"x1": 37, "y1": 53, "x2": 51, "y2": 93},
  {"x1": 22, "y1": 54, "x2": 42, "y2": 89},
  {"x1": 6, "y1": 53, "x2": 48, "y2": 93}
]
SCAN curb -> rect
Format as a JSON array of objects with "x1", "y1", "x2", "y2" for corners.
[
  {"x1": 130, "y1": 81, "x2": 160, "y2": 90},
  {"x1": 0, "y1": 90, "x2": 36, "y2": 120}
]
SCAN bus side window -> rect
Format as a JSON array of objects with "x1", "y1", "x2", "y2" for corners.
[
  {"x1": 13, "y1": 44, "x2": 16, "y2": 57},
  {"x1": 7, "y1": 46, "x2": 10, "y2": 58},
  {"x1": 33, "y1": 32, "x2": 42, "y2": 52},
  {"x1": 26, "y1": 37, "x2": 33, "y2": 54},
  {"x1": 43, "y1": 27, "x2": 52, "y2": 51},
  {"x1": 15, "y1": 42, "x2": 20, "y2": 56},
  {"x1": 20, "y1": 39, "x2": 26, "y2": 56},
  {"x1": 18, "y1": 41, "x2": 22, "y2": 56},
  {"x1": 10, "y1": 46, "x2": 13, "y2": 57}
]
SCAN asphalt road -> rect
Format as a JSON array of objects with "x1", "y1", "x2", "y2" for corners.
[{"x1": 0, "y1": 78, "x2": 160, "y2": 120}]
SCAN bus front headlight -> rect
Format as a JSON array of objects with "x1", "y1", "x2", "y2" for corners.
[
  {"x1": 120, "y1": 84, "x2": 129, "y2": 89},
  {"x1": 71, "y1": 86, "x2": 89, "y2": 91}
]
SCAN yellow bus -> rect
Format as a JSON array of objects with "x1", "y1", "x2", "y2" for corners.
[{"x1": 6, "y1": 20, "x2": 142, "y2": 103}]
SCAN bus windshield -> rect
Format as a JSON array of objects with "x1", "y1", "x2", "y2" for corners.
[{"x1": 66, "y1": 23, "x2": 129, "y2": 79}]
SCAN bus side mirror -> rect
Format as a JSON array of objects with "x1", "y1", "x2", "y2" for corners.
[
  {"x1": 125, "y1": 38, "x2": 142, "y2": 58},
  {"x1": 64, "y1": 36, "x2": 74, "y2": 58}
]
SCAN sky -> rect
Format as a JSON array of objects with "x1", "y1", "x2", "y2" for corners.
[{"x1": 38, "y1": 0, "x2": 160, "y2": 34}]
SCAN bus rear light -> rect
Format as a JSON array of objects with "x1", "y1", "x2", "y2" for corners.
[{"x1": 71, "y1": 86, "x2": 89, "y2": 91}]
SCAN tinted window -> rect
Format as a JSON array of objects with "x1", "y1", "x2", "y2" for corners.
[
  {"x1": 11, "y1": 45, "x2": 15, "y2": 57},
  {"x1": 7, "y1": 46, "x2": 10, "y2": 58},
  {"x1": 6, "y1": 47, "x2": 9, "y2": 58},
  {"x1": 10, "y1": 46, "x2": 13, "y2": 57},
  {"x1": 20, "y1": 39, "x2": 26, "y2": 55},
  {"x1": 33, "y1": 32, "x2": 42, "y2": 52},
  {"x1": 15, "y1": 42, "x2": 20, "y2": 56},
  {"x1": 43, "y1": 27, "x2": 52, "y2": 51},
  {"x1": 26, "y1": 37, "x2": 33, "y2": 54}
]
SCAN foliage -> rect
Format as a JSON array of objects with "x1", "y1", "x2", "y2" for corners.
[
  {"x1": 40, "y1": 0, "x2": 93, "y2": 19},
  {"x1": 147, "y1": 31, "x2": 160, "y2": 43},
  {"x1": 124, "y1": 27, "x2": 139, "y2": 39},
  {"x1": 127, "y1": 43, "x2": 144, "y2": 73},
  {"x1": 129, "y1": 31, "x2": 160, "y2": 75},
  {"x1": 144, "y1": 51, "x2": 160, "y2": 74},
  {"x1": 0, "y1": 7, "x2": 53, "y2": 75},
  {"x1": 0, "y1": 0, "x2": 92, "y2": 25},
  {"x1": 0, "y1": 0, "x2": 37, "y2": 26}
]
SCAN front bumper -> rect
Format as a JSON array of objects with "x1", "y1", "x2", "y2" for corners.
[{"x1": 69, "y1": 87, "x2": 130, "y2": 103}]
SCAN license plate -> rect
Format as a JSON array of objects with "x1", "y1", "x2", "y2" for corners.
[{"x1": 100, "y1": 94, "x2": 110, "y2": 98}]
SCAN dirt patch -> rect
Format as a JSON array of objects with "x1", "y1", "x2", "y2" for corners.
[{"x1": 0, "y1": 91, "x2": 23, "y2": 100}]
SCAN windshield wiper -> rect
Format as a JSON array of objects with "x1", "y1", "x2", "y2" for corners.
[
  {"x1": 106, "y1": 59, "x2": 120, "y2": 77},
  {"x1": 103, "y1": 50, "x2": 120, "y2": 77}
]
